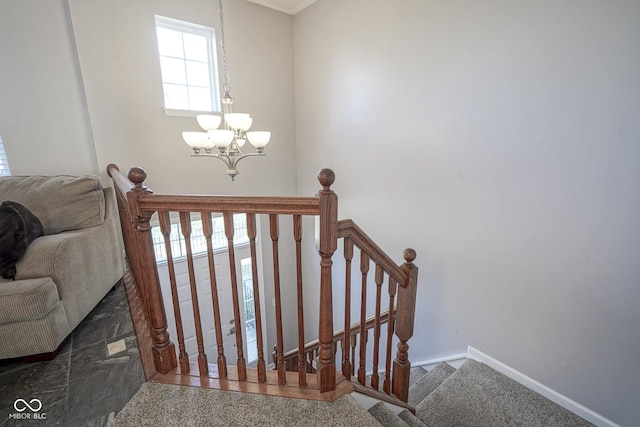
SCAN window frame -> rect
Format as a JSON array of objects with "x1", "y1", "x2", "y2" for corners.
[
  {"x1": 154, "y1": 15, "x2": 221, "y2": 117},
  {"x1": 151, "y1": 213, "x2": 249, "y2": 264},
  {"x1": 0, "y1": 134, "x2": 11, "y2": 177}
]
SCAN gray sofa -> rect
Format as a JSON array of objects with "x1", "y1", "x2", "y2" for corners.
[{"x1": 0, "y1": 175, "x2": 125, "y2": 359}]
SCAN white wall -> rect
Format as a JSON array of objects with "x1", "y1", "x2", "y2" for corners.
[
  {"x1": 0, "y1": 0, "x2": 97, "y2": 176},
  {"x1": 1, "y1": 0, "x2": 298, "y2": 379},
  {"x1": 67, "y1": 0, "x2": 296, "y2": 195},
  {"x1": 294, "y1": 1, "x2": 640, "y2": 425},
  {"x1": 66, "y1": 0, "x2": 298, "y2": 360}
]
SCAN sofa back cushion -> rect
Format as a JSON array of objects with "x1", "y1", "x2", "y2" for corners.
[
  {"x1": 0, "y1": 175, "x2": 105, "y2": 235},
  {"x1": 0, "y1": 201, "x2": 44, "y2": 279}
]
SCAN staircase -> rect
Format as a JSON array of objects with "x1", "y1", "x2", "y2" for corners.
[
  {"x1": 107, "y1": 164, "x2": 600, "y2": 427},
  {"x1": 365, "y1": 359, "x2": 595, "y2": 427},
  {"x1": 112, "y1": 359, "x2": 597, "y2": 426}
]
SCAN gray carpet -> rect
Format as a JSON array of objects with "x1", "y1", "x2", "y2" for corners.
[
  {"x1": 113, "y1": 360, "x2": 596, "y2": 426},
  {"x1": 368, "y1": 402, "x2": 407, "y2": 427},
  {"x1": 408, "y1": 363, "x2": 456, "y2": 407},
  {"x1": 414, "y1": 360, "x2": 595, "y2": 427},
  {"x1": 112, "y1": 382, "x2": 379, "y2": 426}
]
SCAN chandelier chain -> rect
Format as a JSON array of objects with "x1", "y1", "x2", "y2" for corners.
[
  {"x1": 219, "y1": 0, "x2": 230, "y2": 95},
  {"x1": 181, "y1": 0, "x2": 270, "y2": 181}
]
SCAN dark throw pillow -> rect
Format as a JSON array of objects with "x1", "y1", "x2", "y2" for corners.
[{"x1": 0, "y1": 201, "x2": 44, "y2": 280}]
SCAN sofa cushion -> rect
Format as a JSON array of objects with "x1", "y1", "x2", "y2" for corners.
[
  {"x1": 0, "y1": 201, "x2": 44, "y2": 280},
  {"x1": 0, "y1": 175, "x2": 105, "y2": 235},
  {"x1": 0, "y1": 277, "x2": 60, "y2": 324}
]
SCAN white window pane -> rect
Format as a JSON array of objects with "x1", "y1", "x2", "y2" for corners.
[
  {"x1": 183, "y1": 33, "x2": 209, "y2": 62},
  {"x1": 164, "y1": 84, "x2": 189, "y2": 110},
  {"x1": 188, "y1": 87, "x2": 212, "y2": 111},
  {"x1": 186, "y1": 60, "x2": 210, "y2": 88},
  {"x1": 155, "y1": 16, "x2": 220, "y2": 113},
  {"x1": 156, "y1": 27, "x2": 184, "y2": 58},
  {"x1": 160, "y1": 57, "x2": 187, "y2": 84}
]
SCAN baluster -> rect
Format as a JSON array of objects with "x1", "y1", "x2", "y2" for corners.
[
  {"x1": 342, "y1": 237, "x2": 353, "y2": 379},
  {"x1": 358, "y1": 251, "x2": 370, "y2": 385},
  {"x1": 392, "y1": 249, "x2": 418, "y2": 402},
  {"x1": 224, "y1": 212, "x2": 247, "y2": 380},
  {"x1": 159, "y1": 211, "x2": 190, "y2": 374},
  {"x1": 180, "y1": 212, "x2": 208, "y2": 376},
  {"x1": 201, "y1": 212, "x2": 227, "y2": 379},
  {"x1": 371, "y1": 264, "x2": 384, "y2": 390},
  {"x1": 293, "y1": 214, "x2": 306, "y2": 387},
  {"x1": 316, "y1": 169, "x2": 337, "y2": 392},
  {"x1": 270, "y1": 214, "x2": 286, "y2": 385},
  {"x1": 383, "y1": 277, "x2": 398, "y2": 395},
  {"x1": 246, "y1": 213, "x2": 266, "y2": 383}
]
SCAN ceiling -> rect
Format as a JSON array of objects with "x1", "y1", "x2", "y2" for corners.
[{"x1": 245, "y1": 0, "x2": 317, "y2": 15}]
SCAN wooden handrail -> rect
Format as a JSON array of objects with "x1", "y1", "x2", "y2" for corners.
[
  {"x1": 138, "y1": 194, "x2": 321, "y2": 216},
  {"x1": 107, "y1": 164, "x2": 321, "y2": 216},
  {"x1": 107, "y1": 164, "x2": 136, "y2": 198},
  {"x1": 281, "y1": 309, "x2": 395, "y2": 363},
  {"x1": 337, "y1": 219, "x2": 407, "y2": 286}
]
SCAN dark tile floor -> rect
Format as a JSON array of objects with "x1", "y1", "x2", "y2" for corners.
[{"x1": 0, "y1": 283, "x2": 145, "y2": 427}]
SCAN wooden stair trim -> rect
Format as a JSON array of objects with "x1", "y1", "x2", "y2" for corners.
[
  {"x1": 121, "y1": 263, "x2": 156, "y2": 380},
  {"x1": 351, "y1": 380, "x2": 416, "y2": 414},
  {"x1": 152, "y1": 362, "x2": 353, "y2": 402}
]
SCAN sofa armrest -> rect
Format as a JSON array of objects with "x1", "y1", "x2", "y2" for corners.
[{"x1": 15, "y1": 187, "x2": 125, "y2": 328}]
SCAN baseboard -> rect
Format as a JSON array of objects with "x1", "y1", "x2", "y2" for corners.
[
  {"x1": 467, "y1": 346, "x2": 620, "y2": 427},
  {"x1": 413, "y1": 352, "x2": 468, "y2": 370}
]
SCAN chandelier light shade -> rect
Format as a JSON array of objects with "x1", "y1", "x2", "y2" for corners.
[{"x1": 182, "y1": 0, "x2": 271, "y2": 181}]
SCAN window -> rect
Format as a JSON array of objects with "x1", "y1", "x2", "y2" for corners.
[
  {"x1": 155, "y1": 16, "x2": 220, "y2": 114},
  {"x1": 240, "y1": 257, "x2": 258, "y2": 363},
  {"x1": 151, "y1": 213, "x2": 249, "y2": 262},
  {"x1": 0, "y1": 134, "x2": 11, "y2": 177}
]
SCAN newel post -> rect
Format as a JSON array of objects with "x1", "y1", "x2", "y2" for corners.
[
  {"x1": 316, "y1": 168, "x2": 338, "y2": 392},
  {"x1": 126, "y1": 167, "x2": 177, "y2": 375},
  {"x1": 392, "y1": 248, "x2": 418, "y2": 402}
]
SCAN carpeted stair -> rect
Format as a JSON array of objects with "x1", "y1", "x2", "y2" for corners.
[
  {"x1": 112, "y1": 359, "x2": 597, "y2": 426},
  {"x1": 367, "y1": 359, "x2": 596, "y2": 427}
]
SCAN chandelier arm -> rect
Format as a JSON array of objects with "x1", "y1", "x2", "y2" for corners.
[
  {"x1": 190, "y1": 153, "x2": 233, "y2": 166},
  {"x1": 231, "y1": 141, "x2": 244, "y2": 157},
  {"x1": 231, "y1": 152, "x2": 266, "y2": 167}
]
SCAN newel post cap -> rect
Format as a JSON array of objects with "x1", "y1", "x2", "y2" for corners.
[
  {"x1": 403, "y1": 248, "x2": 417, "y2": 264},
  {"x1": 128, "y1": 167, "x2": 147, "y2": 189},
  {"x1": 317, "y1": 168, "x2": 335, "y2": 190}
]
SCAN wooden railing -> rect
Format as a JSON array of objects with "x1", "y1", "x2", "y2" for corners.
[
  {"x1": 338, "y1": 219, "x2": 418, "y2": 402},
  {"x1": 278, "y1": 309, "x2": 394, "y2": 375},
  {"x1": 107, "y1": 164, "x2": 418, "y2": 405}
]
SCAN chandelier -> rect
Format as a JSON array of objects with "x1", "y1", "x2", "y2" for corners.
[{"x1": 182, "y1": 0, "x2": 270, "y2": 181}]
